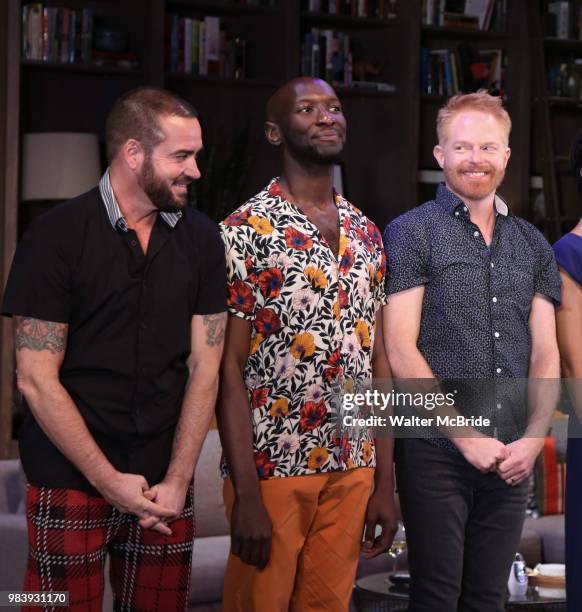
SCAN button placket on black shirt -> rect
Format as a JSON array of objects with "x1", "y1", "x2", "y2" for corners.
[{"x1": 454, "y1": 204, "x2": 502, "y2": 431}]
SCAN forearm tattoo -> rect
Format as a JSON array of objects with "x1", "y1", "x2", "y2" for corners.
[
  {"x1": 203, "y1": 313, "x2": 226, "y2": 346},
  {"x1": 14, "y1": 316, "x2": 67, "y2": 354}
]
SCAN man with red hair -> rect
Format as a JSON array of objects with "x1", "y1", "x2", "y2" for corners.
[{"x1": 383, "y1": 91, "x2": 561, "y2": 611}]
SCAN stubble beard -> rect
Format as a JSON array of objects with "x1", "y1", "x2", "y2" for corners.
[
  {"x1": 444, "y1": 163, "x2": 506, "y2": 202},
  {"x1": 140, "y1": 155, "x2": 189, "y2": 213}
]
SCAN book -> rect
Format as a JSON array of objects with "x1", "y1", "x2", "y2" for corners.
[
  {"x1": 464, "y1": 0, "x2": 492, "y2": 30},
  {"x1": 350, "y1": 80, "x2": 396, "y2": 92},
  {"x1": 176, "y1": 17, "x2": 185, "y2": 73},
  {"x1": 322, "y1": 29, "x2": 334, "y2": 82},
  {"x1": 548, "y1": 1, "x2": 571, "y2": 39},
  {"x1": 199, "y1": 20, "x2": 207, "y2": 75},
  {"x1": 192, "y1": 20, "x2": 200, "y2": 75},
  {"x1": 81, "y1": 8, "x2": 93, "y2": 64},
  {"x1": 204, "y1": 16, "x2": 220, "y2": 77},
  {"x1": 59, "y1": 9, "x2": 70, "y2": 64},
  {"x1": 68, "y1": 9, "x2": 77, "y2": 63},
  {"x1": 41, "y1": 6, "x2": 49, "y2": 61},
  {"x1": 184, "y1": 17, "x2": 192, "y2": 75},
  {"x1": 29, "y1": 4, "x2": 44, "y2": 60},
  {"x1": 442, "y1": 13, "x2": 479, "y2": 29}
]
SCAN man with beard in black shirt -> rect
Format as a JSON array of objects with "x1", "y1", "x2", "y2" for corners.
[{"x1": 2, "y1": 87, "x2": 227, "y2": 611}]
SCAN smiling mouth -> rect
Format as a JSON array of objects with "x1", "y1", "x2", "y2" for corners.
[
  {"x1": 462, "y1": 170, "x2": 490, "y2": 178},
  {"x1": 314, "y1": 131, "x2": 339, "y2": 140}
]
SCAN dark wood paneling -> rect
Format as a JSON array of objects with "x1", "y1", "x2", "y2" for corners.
[{"x1": 0, "y1": 0, "x2": 20, "y2": 458}]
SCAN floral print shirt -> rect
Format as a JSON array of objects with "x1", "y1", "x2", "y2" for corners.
[{"x1": 220, "y1": 178, "x2": 388, "y2": 479}]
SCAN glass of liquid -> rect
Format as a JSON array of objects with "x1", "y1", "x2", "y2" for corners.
[{"x1": 387, "y1": 521, "x2": 407, "y2": 573}]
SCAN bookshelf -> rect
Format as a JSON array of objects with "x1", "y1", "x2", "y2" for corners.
[
  {"x1": 417, "y1": 1, "x2": 531, "y2": 217},
  {"x1": 0, "y1": 0, "x2": 562, "y2": 457},
  {"x1": 529, "y1": 0, "x2": 582, "y2": 242}
]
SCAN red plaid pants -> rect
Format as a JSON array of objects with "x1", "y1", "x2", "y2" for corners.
[{"x1": 23, "y1": 484, "x2": 195, "y2": 611}]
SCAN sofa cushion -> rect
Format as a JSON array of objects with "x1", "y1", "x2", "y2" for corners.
[
  {"x1": 189, "y1": 535, "x2": 231, "y2": 604},
  {"x1": 194, "y1": 430, "x2": 229, "y2": 538},
  {"x1": 0, "y1": 512, "x2": 28, "y2": 591},
  {"x1": 519, "y1": 520, "x2": 543, "y2": 567},
  {"x1": 0, "y1": 459, "x2": 26, "y2": 514},
  {"x1": 525, "y1": 514, "x2": 565, "y2": 564}
]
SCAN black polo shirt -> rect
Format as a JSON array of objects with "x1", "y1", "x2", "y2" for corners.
[{"x1": 2, "y1": 176, "x2": 227, "y2": 494}]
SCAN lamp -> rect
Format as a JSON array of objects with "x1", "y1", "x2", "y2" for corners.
[{"x1": 21, "y1": 132, "x2": 101, "y2": 201}]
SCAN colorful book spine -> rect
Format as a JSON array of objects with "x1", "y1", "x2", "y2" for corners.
[
  {"x1": 199, "y1": 20, "x2": 207, "y2": 76},
  {"x1": 184, "y1": 17, "x2": 192, "y2": 75},
  {"x1": 192, "y1": 19, "x2": 200, "y2": 75}
]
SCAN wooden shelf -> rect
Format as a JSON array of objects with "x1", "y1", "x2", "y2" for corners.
[
  {"x1": 544, "y1": 37, "x2": 582, "y2": 51},
  {"x1": 166, "y1": 0, "x2": 277, "y2": 15},
  {"x1": 300, "y1": 12, "x2": 400, "y2": 29},
  {"x1": 547, "y1": 96, "x2": 582, "y2": 108},
  {"x1": 421, "y1": 25, "x2": 508, "y2": 40},
  {"x1": 165, "y1": 74, "x2": 280, "y2": 88},
  {"x1": 336, "y1": 86, "x2": 398, "y2": 98},
  {"x1": 21, "y1": 59, "x2": 142, "y2": 76},
  {"x1": 421, "y1": 94, "x2": 447, "y2": 103}
]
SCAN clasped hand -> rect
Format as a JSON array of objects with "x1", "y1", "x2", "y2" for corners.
[
  {"x1": 100, "y1": 472, "x2": 187, "y2": 535},
  {"x1": 458, "y1": 436, "x2": 542, "y2": 485}
]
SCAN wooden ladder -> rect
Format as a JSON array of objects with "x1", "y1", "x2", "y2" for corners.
[{"x1": 527, "y1": 0, "x2": 563, "y2": 242}]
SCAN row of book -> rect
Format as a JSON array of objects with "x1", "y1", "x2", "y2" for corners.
[
  {"x1": 547, "y1": 1, "x2": 582, "y2": 40},
  {"x1": 21, "y1": 3, "x2": 93, "y2": 64},
  {"x1": 547, "y1": 59, "x2": 582, "y2": 98},
  {"x1": 422, "y1": 0, "x2": 507, "y2": 32},
  {"x1": 301, "y1": 28, "x2": 395, "y2": 92},
  {"x1": 301, "y1": 0, "x2": 397, "y2": 18},
  {"x1": 166, "y1": 15, "x2": 247, "y2": 79},
  {"x1": 420, "y1": 45, "x2": 504, "y2": 97}
]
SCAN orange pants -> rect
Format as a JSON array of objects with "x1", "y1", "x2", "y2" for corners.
[{"x1": 222, "y1": 468, "x2": 375, "y2": 612}]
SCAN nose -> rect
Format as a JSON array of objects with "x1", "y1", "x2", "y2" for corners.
[
  {"x1": 469, "y1": 147, "x2": 483, "y2": 163},
  {"x1": 316, "y1": 105, "x2": 334, "y2": 125},
  {"x1": 185, "y1": 156, "x2": 201, "y2": 180}
]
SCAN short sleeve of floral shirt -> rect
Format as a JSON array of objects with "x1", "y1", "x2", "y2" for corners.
[{"x1": 219, "y1": 178, "x2": 388, "y2": 479}]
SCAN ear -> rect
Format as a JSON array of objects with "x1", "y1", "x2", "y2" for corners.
[
  {"x1": 264, "y1": 121, "x2": 282, "y2": 146},
  {"x1": 433, "y1": 144, "x2": 445, "y2": 169},
  {"x1": 121, "y1": 138, "x2": 145, "y2": 171},
  {"x1": 504, "y1": 146, "x2": 511, "y2": 168}
]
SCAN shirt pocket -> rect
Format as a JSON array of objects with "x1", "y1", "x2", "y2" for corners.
[{"x1": 510, "y1": 265, "x2": 535, "y2": 301}]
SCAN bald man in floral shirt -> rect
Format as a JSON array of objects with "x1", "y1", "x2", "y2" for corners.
[{"x1": 217, "y1": 77, "x2": 396, "y2": 612}]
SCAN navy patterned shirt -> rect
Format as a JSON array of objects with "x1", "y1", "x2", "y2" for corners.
[{"x1": 382, "y1": 184, "x2": 561, "y2": 445}]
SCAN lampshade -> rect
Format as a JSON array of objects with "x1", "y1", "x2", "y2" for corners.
[{"x1": 22, "y1": 132, "x2": 101, "y2": 200}]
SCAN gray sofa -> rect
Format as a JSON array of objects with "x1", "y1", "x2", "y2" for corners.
[{"x1": 0, "y1": 429, "x2": 565, "y2": 610}]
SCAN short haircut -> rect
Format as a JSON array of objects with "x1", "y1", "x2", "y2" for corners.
[
  {"x1": 436, "y1": 90, "x2": 511, "y2": 145},
  {"x1": 571, "y1": 129, "x2": 582, "y2": 193},
  {"x1": 105, "y1": 87, "x2": 198, "y2": 162}
]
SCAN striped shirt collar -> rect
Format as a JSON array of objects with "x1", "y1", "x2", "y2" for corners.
[{"x1": 98, "y1": 168, "x2": 182, "y2": 232}]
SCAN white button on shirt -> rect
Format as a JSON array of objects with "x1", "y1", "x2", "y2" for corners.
[{"x1": 473, "y1": 231, "x2": 479, "y2": 237}]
